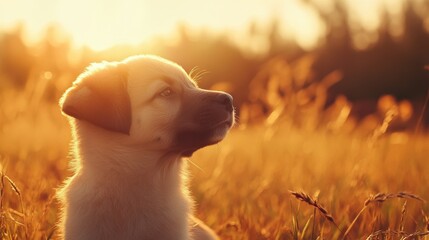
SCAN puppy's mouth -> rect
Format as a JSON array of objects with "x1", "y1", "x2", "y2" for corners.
[
  {"x1": 212, "y1": 117, "x2": 234, "y2": 130},
  {"x1": 207, "y1": 117, "x2": 234, "y2": 141},
  {"x1": 175, "y1": 114, "x2": 234, "y2": 157}
]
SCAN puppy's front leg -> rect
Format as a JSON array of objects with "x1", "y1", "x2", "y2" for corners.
[{"x1": 190, "y1": 216, "x2": 219, "y2": 240}]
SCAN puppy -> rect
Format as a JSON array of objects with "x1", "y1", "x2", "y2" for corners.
[{"x1": 57, "y1": 55, "x2": 234, "y2": 240}]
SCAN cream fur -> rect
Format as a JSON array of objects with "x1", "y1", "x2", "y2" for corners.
[{"x1": 57, "y1": 55, "x2": 232, "y2": 240}]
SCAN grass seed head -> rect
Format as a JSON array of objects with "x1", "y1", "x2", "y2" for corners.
[
  {"x1": 365, "y1": 192, "x2": 424, "y2": 206},
  {"x1": 289, "y1": 190, "x2": 337, "y2": 225},
  {"x1": 4, "y1": 175, "x2": 21, "y2": 196}
]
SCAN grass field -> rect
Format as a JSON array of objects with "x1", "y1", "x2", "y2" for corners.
[{"x1": 1, "y1": 80, "x2": 429, "y2": 240}]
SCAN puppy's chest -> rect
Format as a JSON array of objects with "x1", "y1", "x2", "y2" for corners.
[
  {"x1": 76, "y1": 185, "x2": 191, "y2": 239},
  {"x1": 85, "y1": 183, "x2": 190, "y2": 217}
]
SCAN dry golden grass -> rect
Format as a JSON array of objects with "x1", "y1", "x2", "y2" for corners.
[
  {"x1": 190, "y1": 126, "x2": 429, "y2": 240},
  {"x1": 1, "y1": 72, "x2": 429, "y2": 240}
]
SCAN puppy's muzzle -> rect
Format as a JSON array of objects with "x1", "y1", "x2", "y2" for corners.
[
  {"x1": 173, "y1": 89, "x2": 234, "y2": 156},
  {"x1": 195, "y1": 91, "x2": 233, "y2": 128}
]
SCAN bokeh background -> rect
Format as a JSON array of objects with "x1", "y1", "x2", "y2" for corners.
[{"x1": 1, "y1": 0, "x2": 429, "y2": 239}]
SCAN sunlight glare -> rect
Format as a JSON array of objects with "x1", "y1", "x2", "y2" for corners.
[
  {"x1": 0, "y1": 0, "x2": 324, "y2": 51},
  {"x1": 346, "y1": 0, "x2": 384, "y2": 32},
  {"x1": 57, "y1": 0, "x2": 155, "y2": 50},
  {"x1": 278, "y1": 0, "x2": 325, "y2": 50},
  {"x1": 346, "y1": 0, "x2": 404, "y2": 33},
  {"x1": 0, "y1": 0, "x2": 407, "y2": 51}
]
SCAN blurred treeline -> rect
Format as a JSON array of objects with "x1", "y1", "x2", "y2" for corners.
[{"x1": 0, "y1": 0, "x2": 428, "y2": 130}]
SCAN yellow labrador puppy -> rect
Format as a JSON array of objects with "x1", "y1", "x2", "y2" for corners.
[{"x1": 57, "y1": 55, "x2": 234, "y2": 240}]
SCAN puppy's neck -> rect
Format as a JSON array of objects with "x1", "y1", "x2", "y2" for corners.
[{"x1": 70, "y1": 121, "x2": 184, "y2": 184}]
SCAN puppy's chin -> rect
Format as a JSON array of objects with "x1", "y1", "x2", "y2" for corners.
[
  {"x1": 175, "y1": 120, "x2": 233, "y2": 157},
  {"x1": 207, "y1": 122, "x2": 231, "y2": 144}
]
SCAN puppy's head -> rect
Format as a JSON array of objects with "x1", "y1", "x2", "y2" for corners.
[{"x1": 60, "y1": 55, "x2": 234, "y2": 156}]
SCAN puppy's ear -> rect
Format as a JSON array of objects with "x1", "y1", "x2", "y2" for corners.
[{"x1": 60, "y1": 62, "x2": 131, "y2": 134}]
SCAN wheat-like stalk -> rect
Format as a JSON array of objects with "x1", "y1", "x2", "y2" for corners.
[
  {"x1": 343, "y1": 192, "x2": 425, "y2": 239},
  {"x1": 3, "y1": 173, "x2": 28, "y2": 239},
  {"x1": 365, "y1": 229, "x2": 429, "y2": 240},
  {"x1": 395, "y1": 192, "x2": 425, "y2": 202},
  {"x1": 289, "y1": 190, "x2": 337, "y2": 227},
  {"x1": 0, "y1": 172, "x2": 5, "y2": 239},
  {"x1": 364, "y1": 192, "x2": 424, "y2": 206},
  {"x1": 399, "y1": 200, "x2": 407, "y2": 232},
  {"x1": 401, "y1": 231, "x2": 429, "y2": 240},
  {"x1": 4, "y1": 175, "x2": 21, "y2": 197}
]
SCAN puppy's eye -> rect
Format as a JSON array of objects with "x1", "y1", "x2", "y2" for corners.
[{"x1": 159, "y1": 87, "x2": 174, "y2": 97}]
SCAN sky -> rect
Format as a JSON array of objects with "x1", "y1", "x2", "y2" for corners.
[{"x1": 0, "y1": 0, "x2": 405, "y2": 51}]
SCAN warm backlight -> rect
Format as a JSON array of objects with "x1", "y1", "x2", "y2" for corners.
[{"x1": 0, "y1": 0, "x2": 404, "y2": 51}]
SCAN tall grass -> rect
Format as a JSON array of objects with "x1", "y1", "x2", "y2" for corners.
[
  {"x1": 1, "y1": 58, "x2": 429, "y2": 239},
  {"x1": 190, "y1": 124, "x2": 429, "y2": 239}
]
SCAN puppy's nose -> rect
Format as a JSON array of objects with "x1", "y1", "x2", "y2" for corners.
[{"x1": 216, "y1": 93, "x2": 233, "y2": 112}]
